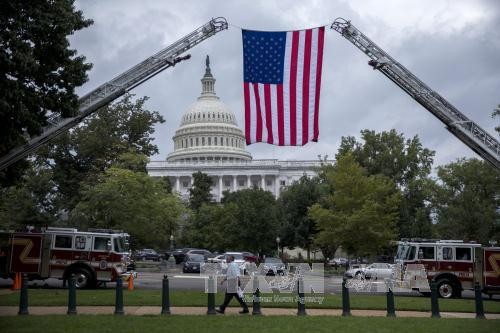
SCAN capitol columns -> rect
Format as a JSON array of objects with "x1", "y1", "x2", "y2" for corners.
[
  {"x1": 275, "y1": 176, "x2": 280, "y2": 198},
  {"x1": 247, "y1": 175, "x2": 251, "y2": 188},
  {"x1": 233, "y1": 175, "x2": 237, "y2": 192},
  {"x1": 261, "y1": 175, "x2": 265, "y2": 189},
  {"x1": 175, "y1": 177, "x2": 180, "y2": 192}
]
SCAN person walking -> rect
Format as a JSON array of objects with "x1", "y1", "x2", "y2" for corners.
[{"x1": 216, "y1": 255, "x2": 249, "y2": 314}]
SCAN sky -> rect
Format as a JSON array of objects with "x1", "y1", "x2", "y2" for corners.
[{"x1": 70, "y1": 0, "x2": 500, "y2": 168}]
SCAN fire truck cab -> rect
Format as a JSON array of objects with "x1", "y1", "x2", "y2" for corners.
[
  {"x1": 0, "y1": 227, "x2": 133, "y2": 288},
  {"x1": 395, "y1": 239, "x2": 500, "y2": 298}
]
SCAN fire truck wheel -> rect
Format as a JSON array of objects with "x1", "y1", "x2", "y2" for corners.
[
  {"x1": 436, "y1": 279, "x2": 455, "y2": 298},
  {"x1": 71, "y1": 268, "x2": 94, "y2": 289}
]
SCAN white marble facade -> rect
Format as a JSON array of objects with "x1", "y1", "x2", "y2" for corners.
[{"x1": 147, "y1": 56, "x2": 328, "y2": 201}]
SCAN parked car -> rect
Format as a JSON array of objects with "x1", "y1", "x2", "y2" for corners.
[
  {"x1": 208, "y1": 254, "x2": 226, "y2": 264},
  {"x1": 363, "y1": 263, "x2": 394, "y2": 280},
  {"x1": 208, "y1": 252, "x2": 249, "y2": 273},
  {"x1": 344, "y1": 263, "x2": 394, "y2": 280},
  {"x1": 344, "y1": 264, "x2": 365, "y2": 278},
  {"x1": 327, "y1": 257, "x2": 348, "y2": 267},
  {"x1": 186, "y1": 249, "x2": 214, "y2": 261},
  {"x1": 262, "y1": 257, "x2": 285, "y2": 275},
  {"x1": 159, "y1": 250, "x2": 171, "y2": 261},
  {"x1": 242, "y1": 251, "x2": 258, "y2": 263},
  {"x1": 134, "y1": 249, "x2": 161, "y2": 261},
  {"x1": 172, "y1": 248, "x2": 195, "y2": 264},
  {"x1": 182, "y1": 254, "x2": 205, "y2": 273}
]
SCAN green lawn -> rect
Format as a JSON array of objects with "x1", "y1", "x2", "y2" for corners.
[
  {"x1": 1, "y1": 290, "x2": 499, "y2": 313},
  {"x1": 1, "y1": 315, "x2": 498, "y2": 333}
]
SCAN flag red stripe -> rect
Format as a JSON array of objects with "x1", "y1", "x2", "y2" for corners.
[
  {"x1": 244, "y1": 82, "x2": 251, "y2": 145},
  {"x1": 253, "y1": 83, "x2": 263, "y2": 142},
  {"x1": 264, "y1": 84, "x2": 273, "y2": 144},
  {"x1": 302, "y1": 29, "x2": 312, "y2": 145},
  {"x1": 313, "y1": 27, "x2": 324, "y2": 142},
  {"x1": 277, "y1": 84, "x2": 284, "y2": 145},
  {"x1": 289, "y1": 31, "x2": 300, "y2": 146}
]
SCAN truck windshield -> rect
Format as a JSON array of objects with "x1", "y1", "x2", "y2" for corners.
[
  {"x1": 396, "y1": 245, "x2": 416, "y2": 260},
  {"x1": 113, "y1": 237, "x2": 126, "y2": 252}
]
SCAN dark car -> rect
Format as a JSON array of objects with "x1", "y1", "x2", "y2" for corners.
[
  {"x1": 134, "y1": 249, "x2": 161, "y2": 261},
  {"x1": 159, "y1": 250, "x2": 171, "y2": 261},
  {"x1": 172, "y1": 248, "x2": 195, "y2": 264},
  {"x1": 186, "y1": 249, "x2": 214, "y2": 261},
  {"x1": 182, "y1": 254, "x2": 205, "y2": 273}
]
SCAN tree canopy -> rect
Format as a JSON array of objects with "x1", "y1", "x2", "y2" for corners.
[
  {"x1": 433, "y1": 158, "x2": 499, "y2": 244},
  {"x1": 278, "y1": 175, "x2": 325, "y2": 259},
  {"x1": 221, "y1": 188, "x2": 280, "y2": 254},
  {"x1": 71, "y1": 166, "x2": 185, "y2": 248},
  {"x1": 0, "y1": 0, "x2": 92, "y2": 185},
  {"x1": 337, "y1": 129, "x2": 435, "y2": 239},
  {"x1": 39, "y1": 95, "x2": 164, "y2": 211},
  {"x1": 310, "y1": 154, "x2": 400, "y2": 258},
  {"x1": 189, "y1": 171, "x2": 213, "y2": 211}
]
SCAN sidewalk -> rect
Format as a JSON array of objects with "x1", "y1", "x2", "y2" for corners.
[{"x1": 1, "y1": 306, "x2": 499, "y2": 318}]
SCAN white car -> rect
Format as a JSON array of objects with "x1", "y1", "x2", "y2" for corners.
[
  {"x1": 208, "y1": 252, "x2": 248, "y2": 273},
  {"x1": 344, "y1": 264, "x2": 366, "y2": 279},
  {"x1": 345, "y1": 263, "x2": 394, "y2": 280},
  {"x1": 365, "y1": 263, "x2": 394, "y2": 280}
]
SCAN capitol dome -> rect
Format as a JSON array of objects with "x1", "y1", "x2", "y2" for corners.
[{"x1": 167, "y1": 56, "x2": 252, "y2": 162}]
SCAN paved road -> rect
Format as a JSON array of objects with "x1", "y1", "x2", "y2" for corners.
[{"x1": 0, "y1": 261, "x2": 495, "y2": 299}]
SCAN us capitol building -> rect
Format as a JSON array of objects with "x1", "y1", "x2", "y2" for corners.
[{"x1": 147, "y1": 57, "x2": 329, "y2": 201}]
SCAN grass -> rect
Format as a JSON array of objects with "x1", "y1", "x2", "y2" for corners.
[
  {"x1": 1, "y1": 315, "x2": 498, "y2": 333},
  {"x1": 1, "y1": 290, "x2": 499, "y2": 313}
]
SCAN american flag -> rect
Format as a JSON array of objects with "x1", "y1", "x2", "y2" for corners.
[{"x1": 242, "y1": 27, "x2": 325, "y2": 146}]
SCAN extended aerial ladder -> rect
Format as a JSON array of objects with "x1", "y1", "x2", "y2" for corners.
[
  {"x1": 0, "y1": 17, "x2": 228, "y2": 170},
  {"x1": 331, "y1": 18, "x2": 500, "y2": 170}
]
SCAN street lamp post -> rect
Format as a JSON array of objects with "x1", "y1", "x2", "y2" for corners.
[
  {"x1": 276, "y1": 236, "x2": 280, "y2": 258},
  {"x1": 170, "y1": 235, "x2": 174, "y2": 252}
]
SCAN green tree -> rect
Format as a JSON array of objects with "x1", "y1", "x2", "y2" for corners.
[
  {"x1": 221, "y1": 188, "x2": 280, "y2": 254},
  {"x1": 337, "y1": 129, "x2": 435, "y2": 239},
  {"x1": 184, "y1": 203, "x2": 227, "y2": 251},
  {"x1": 0, "y1": 165, "x2": 55, "y2": 230},
  {"x1": 189, "y1": 172, "x2": 213, "y2": 211},
  {"x1": 39, "y1": 95, "x2": 164, "y2": 211},
  {"x1": 278, "y1": 175, "x2": 325, "y2": 260},
  {"x1": 0, "y1": 0, "x2": 92, "y2": 185},
  {"x1": 433, "y1": 158, "x2": 499, "y2": 244},
  {"x1": 71, "y1": 166, "x2": 185, "y2": 249},
  {"x1": 309, "y1": 154, "x2": 400, "y2": 258}
]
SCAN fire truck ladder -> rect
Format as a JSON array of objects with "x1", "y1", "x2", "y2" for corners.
[
  {"x1": 0, "y1": 17, "x2": 228, "y2": 171},
  {"x1": 331, "y1": 18, "x2": 500, "y2": 170}
]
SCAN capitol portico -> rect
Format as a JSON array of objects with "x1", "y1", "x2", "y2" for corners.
[{"x1": 147, "y1": 56, "x2": 327, "y2": 201}]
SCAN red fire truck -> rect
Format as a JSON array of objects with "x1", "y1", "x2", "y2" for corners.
[
  {"x1": 395, "y1": 239, "x2": 500, "y2": 298},
  {"x1": 0, "y1": 227, "x2": 133, "y2": 288}
]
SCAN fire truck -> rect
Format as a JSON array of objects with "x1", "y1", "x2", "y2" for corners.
[
  {"x1": 0, "y1": 227, "x2": 133, "y2": 288},
  {"x1": 395, "y1": 239, "x2": 500, "y2": 298}
]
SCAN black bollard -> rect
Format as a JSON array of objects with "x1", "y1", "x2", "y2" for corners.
[
  {"x1": 114, "y1": 276, "x2": 124, "y2": 315},
  {"x1": 207, "y1": 275, "x2": 216, "y2": 315},
  {"x1": 18, "y1": 273, "x2": 29, "y2": 315},
  {"x1": 297, "y1": 277, "x2": 306, "y2": 316},
  {"x1": 342, "y1": 278, "x2": 351, "y2": 317},
  {"x1": 386, "y1": 283, "x2": 396, "y2": 317},
  {"x1": 161, "y1": 274, "x2": 171, "y2": 315},
  {"x1": 474, "y1": 282, "x2": 485, "y2": 319},
  {"x1": 252, "y1": 275, "x2": 261, "y2": 315},
  {"x1": 67, "y1": 274, "x2": 77, "y2": 315},
  {"x1": 430, "y1": 281, "x2": 440, "y2": 318}
]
